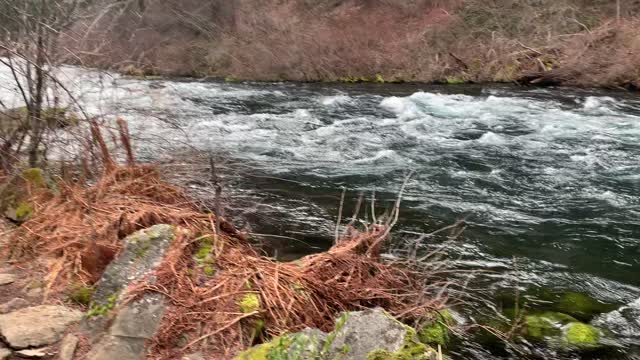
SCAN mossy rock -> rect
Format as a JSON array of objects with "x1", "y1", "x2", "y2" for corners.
[
  {"x1": 563, "y1": 322, "x2": 601, "y2": 348},
  {"x1": 418, "y1": 309, "x2": 457, "y2": 347},
  {"x1": 371, "y1": 326, "x2": 439, "y2": 360},
  {"x1": 235, "y1": 330, "x2": 326, "y2": 360},
  {"x1": 553, "y1": 292, "x2": 617, "y2": 322}
]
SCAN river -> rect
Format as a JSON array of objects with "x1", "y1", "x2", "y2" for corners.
[{"x1": 1, "y1": 66, "x2": 639, "y2": 358}]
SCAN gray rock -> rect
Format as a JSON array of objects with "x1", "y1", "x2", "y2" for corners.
[
  {"x1": 86, "y1": 335, "x2": 145, "y2": 360},
  {"x1": 0, "y1": 305, "x2": 82, "y2": 349},
  {"x1": 58, "y1": 334, "x2": 79, "y2": 360},
  {"x1": 86, "y1": 225, "x2": 176, "y2": 360},
  {"x1": 0, "y1": 274, "x2": 16, "y2": 286},
  {"x1": 593, "y1": 298, "x2": 640, "y2": 338},
  {"x1": 0, "y1": 345, "x2": 10, "y2": 360},
  {"x1": 0, "y1": 297, "x2": 29, "y2": 313},
  {"x1": 326, "y1": 308, "x2": 411, "y2": 359},
  {"x1": 110, "y1": 293, "x2": 165, "y2": 339},
  {"x1": 92, "y1": 224, "x2": 175, "y2": 308},
  {"x1": 235, "y1": 308, "x2": 435, "y2": 360}
]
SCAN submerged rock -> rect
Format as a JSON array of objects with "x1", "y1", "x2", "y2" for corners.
[
  {"x1": 553, "y1": 292, "x2": 616, "y2": 322},
  {"x1": 0, "y1": 305, "x2": 82, "y2": 349},
  {"x1": 235, "y1": 308, "x2": 438, "y2": 360},
  {"x1": 523, "y1": 312, "x2": 577, "y2": 341}
]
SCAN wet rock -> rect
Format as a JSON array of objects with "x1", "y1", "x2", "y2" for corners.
[
  {"x1": 0, "y1": 274, "x2": 16, "y2": 286},
  {"x1": 235, "y1": 308, "x2": 437, "y2": 360},
  {"x1": 554, "y1": 292, "x2": 616, "y2": 322},
  {"x1": 58, "y1": 334, "x2": 79, "y2": 360},
  {"x1": 0, "y1": 305, "x2": 82, "y2": 349},
  {"x1": 0, "y1": 297, "x2": 29, "y2": 314},
  {"x1": 523, "y1": 312, "x2": 577, "y2": 341},
  {"x1": 0, "y1": 345, "x2": 10, "y2": 360}
]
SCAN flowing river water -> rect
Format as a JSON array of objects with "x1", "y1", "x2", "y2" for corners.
[{"x1": 1, "y1": 66, "x2": 639, "y2": 358}]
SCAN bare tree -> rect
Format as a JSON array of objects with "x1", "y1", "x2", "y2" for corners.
[{"x1": 0, "y1": 0, "x2": 90, "y2": 169}]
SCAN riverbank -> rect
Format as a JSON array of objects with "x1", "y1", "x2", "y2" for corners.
[{"x1": 67, "y1": 1, "x2": 640, "y2": 90}]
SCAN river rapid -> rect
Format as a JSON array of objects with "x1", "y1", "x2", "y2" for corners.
[{"x1": 1, "y1": 65, "x2": 639, "y2": 358}]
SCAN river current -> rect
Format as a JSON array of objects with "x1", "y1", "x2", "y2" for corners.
[{"x1": 1, "y1": 65, "x2": 639, "y2": 358}]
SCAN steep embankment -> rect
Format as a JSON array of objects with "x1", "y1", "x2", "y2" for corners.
[{"x1": 67, "y1": 0, "x2": 640, "y2": 88}]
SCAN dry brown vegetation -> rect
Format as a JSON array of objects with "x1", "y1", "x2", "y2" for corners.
[
  {"x1": 5, "y1": 123, "x2": 452, "y2": 359},
  {"x1": 65, "y1": 0, "x2": 640, "y2": 89}
]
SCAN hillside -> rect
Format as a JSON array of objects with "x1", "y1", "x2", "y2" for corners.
[{"x1": 67, "y1": 0, "x2": 640, "y2": 88}]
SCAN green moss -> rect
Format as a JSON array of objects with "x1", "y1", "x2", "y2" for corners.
[
  {"x1": 564, "y1": 323, "x2": 600, "y2": 347},
  {"x1": 523, "y1": 311, "x2": 579, "y2": 341},
  {"x1": 367, "y1": 324, "x2": 436, "y2": 360},
  {"x1": 321, "y1": 312, "x2": 349, "y2": 355},
  {"x1": 86, "y1": 293, "x2": 118, "y2": 317},
  {"x1": 239, "y1": 293, "x2": 261, "y2": 314},
  {"x1": 203, "y1": 265, "x2": 215, "y2": 276},
  {"x1": 235, "y1": 339, "x2": 275, "y2": 360},
  {"x1": 418, "y1": 310, "x2": 456, "y2": 347},
  {"x1": 69, "y1": 285, "x2": 94, "y2": 306},
  {"x1": 225, "y1": 75, "x2": 239, "y2": 82},
  {"x1": 445, "y1": 76, "x2": 465, "y2": 85},
  {"x1": 195, "y1": 238, "x2": 213, "y2": 262},
  {"x1": 375, "y1": 74, "x2": 385, "y2": 83},
  {"x1": 14, "y1": 202, "x2": 33, "y2": 221},
  {"x1": 21, "y1": 168, "x2": 46, "y2": 188},
  {"x1": 554, "y1": 292, "x2": 616, "y2": 321}
]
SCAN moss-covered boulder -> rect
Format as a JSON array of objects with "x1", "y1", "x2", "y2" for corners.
[
  {"x1": 553, "y1": 292, "x2": 617, "y2": 322},
  {"x1": 563, "y1": 322, "x2": 601, "y2": 348},
  {"x1": 418, "y1": 309, "x2": 457, "y2": 347},
  {"x1": 1, "y1": 168, "x2": 49, "y2": 223},
  {"x1": 235, "y1": 308, "x2": 438, "y2": 360},
  {"x1": 523, "y1": 312, "x2": 577, "y2": 341}
]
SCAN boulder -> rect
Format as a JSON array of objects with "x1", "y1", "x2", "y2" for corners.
[
  {"x1": 0, "y1": 274, "x2": 16, "y2": 286},
  {"x1": 0, "y1": 305, "x2": 82, "y2": 349},
  {"x1": 86, "y1": 225, "x2": 176, "y2": 360},
  {"x1": 90, "y1": 224, "x2": 176, "y2": 309},
  {"x1": 235, "y1": 308, "x2": 438, "y2": 360},
  {"x1": 563, "y1": 322, "x2": 601, "y2": 348}
]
